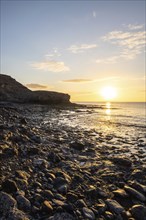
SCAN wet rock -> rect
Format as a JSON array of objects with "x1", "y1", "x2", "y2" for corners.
[
  {"x1": 82, "y1": 207, "x2": 95, "y2": 219},
  {"x1": 15, "y1": 170, "x2": 30, "y2": 180},
  {"x1": 113, "y1": 189, "x2": 128, "y2": 198},
  {"x1": 42, "y1": 190, "x2": 54, "y2": 200},
  {"x1": 2, "y1": 146, "x2": 18, "y2": 157},
  {"x1": 106, "y1": 199, "x2": 125, "y2": 214},
  {"x1": 130, "y1": 205, "x2": 146, "y2": 220},
  {"x1": 112, "y1": 157, "x2": 132, "y2": 167},
  {"x1": 16, "y1": 195, "x2": 31, "y2": 212},
  {"x1": 69, "y1": 141, "x2": 85, "y2": 150},
  {"x1": 124, "y1": 185, "x2": 146, "y2": 202},
  {"x1": 42, "y1": 200, "x2": 53, "y2": 213},
  {"x1": 2, "y1": 179, "x2": 18, "y2": 193},
  {"x1": 48, "y1": 212, "x2": 75, "y2": 220},
  {"x1": 33, "y1": 158, "x2": 49, "y2": 168},
  {"x1": 76, "y1": 199, "x2": 87, "y2": 208},
  {"x1": 27, "y1": 147, "x2": 40, "y2": 155},
  {"x1": 0, "y1": 192, "x2": 17, "y2": 213},
  {"x1": 7, "y1": 208, "x2": 30, "y2": 220},
  {"x1": 66, "y1": 192, "x2": 78, "y2": 202},
  {"x1": 104, "y1": 211, "x2": 114, "y2": 219}
]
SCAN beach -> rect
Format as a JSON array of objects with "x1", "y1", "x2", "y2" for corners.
[{"x1": 0, "y1": 103, "x2": 146, "y2": 220}]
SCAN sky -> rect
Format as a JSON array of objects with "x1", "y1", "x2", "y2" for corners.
[{"x1": 1, "y1": 0, "x2": 145, "y2": 102}]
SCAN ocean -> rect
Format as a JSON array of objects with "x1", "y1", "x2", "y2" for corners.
[{"x1": 49, "y1": 101, "x2": 145, "y2": 143}]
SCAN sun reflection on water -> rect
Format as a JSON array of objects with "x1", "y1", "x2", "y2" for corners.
[{"x1": 105, "y1": 102, "x2": 111, "y2": 120}]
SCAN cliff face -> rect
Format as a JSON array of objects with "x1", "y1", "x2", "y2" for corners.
[{"x1": 0, "y1": 74, "x2": 70, "y2": 104}]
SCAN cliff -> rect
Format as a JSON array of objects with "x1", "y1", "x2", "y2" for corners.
[{"x1": 0, "y1": 74, "x2": 70, "y2": 104}]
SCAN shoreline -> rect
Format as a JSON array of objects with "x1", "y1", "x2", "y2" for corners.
[{"x1": 0, "y1": 103, "x2": 146, "y2": 220}]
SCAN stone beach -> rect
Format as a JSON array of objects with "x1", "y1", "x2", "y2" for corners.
[{"x1": 0, "y1": 103, "x2": 146, "y2": 220}]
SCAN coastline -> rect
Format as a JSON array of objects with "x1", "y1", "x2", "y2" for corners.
[{"x1": 0, "y1": 103, "x2": 146, "y2": 220}]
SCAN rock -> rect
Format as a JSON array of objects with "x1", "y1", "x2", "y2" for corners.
[
  {"x1": 130, "y1": 205, "x2": 146, "y2": 220},
  {"x1": 33, "y1": 158, "x2": 49, "y2": 168},
  {"x1": 113, "y1": 189, "x2": 128, "y2": 198},
  {"x1": 52, "y1": 199, "x2": 66, "y2": 207},
  {"x1": 106, "y1": 199, "x2": 125, "y2": 214},
  {"x1": 15, "y1": 170, "x2": 30, "y2": 180},
  {"x1": 2, "y1": 147, "x2": 18, "y2": 157},
  {"x1": 66, "y1": 192, "x2": 78, "y2": 202},
  {"x1": 0, "y1": 192, "x2": 17, "y2": 213},
  {"x1": 69, "y1": 141, "x2": 85, "y2": 150},
  {"x1": 42, "y1": 200, "x2": 53, "y2": 212},
  {"x1": 42, "y1": 190, "x2": 54, "y2": 200},
  {"x1": 124, "y1": 185, "x2": 146, "y2": 202},
  {"x1": 16, "y1": 195, "x2": 31, "y2": 212},
  {"x1": 48, "y1": 212, "x2": 75, "y2": 220},
  {"x1": 76, "y1": 199, "x2": 87, "y2": 208},
  {"x1": 112, "y1": 157, "x2": 132, "y2": 167},
  {"x1": 2, "y1": 179, "x2": 18, "y2": 193},
  {"x1": 7, "y1": 208, "x2": 30, "y2": 220},
  {"x1": 82, "y1": 207, "x2": 95, "y2": 220}
]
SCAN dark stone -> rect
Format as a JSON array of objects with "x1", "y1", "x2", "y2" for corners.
[
  {"x1": 130, "y1": 205, "x2": 146, "y2": 220},
  {"x1": 0, "y1": 192, "x2": 17, "y2": 213},
  {"x1": 2, "y1": 179, "x2": 18, "y2": 193},
  {"x1": 69, "y1": 141, "x2": 85, "y2": 150}
]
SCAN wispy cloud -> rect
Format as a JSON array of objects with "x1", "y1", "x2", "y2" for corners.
[
  {"x1": 98, "y1": 24, "x2": 146, "y2": 63},
  {"x1": 45, "y1": 48, "x2": 61, "y2": 58},
  {"x1": 31, "y1": 60, "x2": 70, "y2": 72},
  {"x1": 62, "y1": 79, "x2": 93, "y2": 83},
  {"x1": 62, "y1": 76, "x2": 120, "y2": 83},
  {"x1": 26, "y1": 83, "x2": 53, "y2": 90},
  {"x1": 126, "y1": 24, "x2": 144, "y2": 30},
  {"x1": 68, "y1": 44, "x2": 97, "y2": 53}
]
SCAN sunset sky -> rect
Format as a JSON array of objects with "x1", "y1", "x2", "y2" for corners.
[{"x1": 1, "y1": 0, "x2": 145, "y2": 102}]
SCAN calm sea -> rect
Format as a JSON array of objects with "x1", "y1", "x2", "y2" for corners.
[{"x1": 57, "y1": 102, "x2": 146, "y2": 138}]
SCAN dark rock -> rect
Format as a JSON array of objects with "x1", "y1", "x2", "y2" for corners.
[
  {"x1": 124, "y1": 185, "x2": 146, "y2": 202},
  {"x1": 42, "y1": 190, "x2": 54, "y2": 200},
  {"x1": 48, "y1": 212, "x2": 75, "y2": 220},
  {"x1": 112, "y1": 157, "x2": 132, "y2": 167},
  {"x1": 113, "y1": 189, "x2": 128, "y2": 198},
  {"x1": 7, "y1": 208, "x2": 30, "y2": 220},
  {"x1": 76, "y1": 199, "x2": 87, "y2": 208},
  {"x1": 105, "y1": 199, "x2": 125, "y2": 214},
  {"x1": 0, "y1": 192, "x2": 17, "y2": 213},
  {"x1": 130, "y1": 205, "x2": 146, "y2": 220},
  {"x1": 16, "y1": 195, "x2": 31, "y2": 212},
  {"x1": 2, "y1": 179, "x2": 18, "y2": 193},
  {"x1": 82, "y1": 207, "x2": 95, "y2": 219},
  {"x1": 69, "y1": 141, "x2": 85, "y2": 150}
]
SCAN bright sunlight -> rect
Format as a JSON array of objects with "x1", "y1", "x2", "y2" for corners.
[{"x1": 100, "y1": 86, "x2": 117, "y2": 101}]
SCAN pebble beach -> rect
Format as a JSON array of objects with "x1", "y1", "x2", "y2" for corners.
[{"x1": 0, "y1": 103, "x2": 146, "y2": 220}]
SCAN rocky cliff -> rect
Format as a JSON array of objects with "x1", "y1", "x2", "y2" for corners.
[{"x1": 0, "y1": 74, "x2": 70, "y2": 104}]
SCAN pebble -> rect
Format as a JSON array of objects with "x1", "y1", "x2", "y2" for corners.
[
  {"x1": 82, "y1": 207, "x2": 95, "y2": 220},
  {"x1": 16, "y1": 195, "x2": 31, "y2": 212},
  {"x1": 2, "y1": 179, "x2": 18, "y2": 193},
  {"x1": 106, "y1": 199, "x2": 125, "y2": 214},
  {"x1": 42, "y1": 200, "x2": 53, "y2": 212},
  {"x1": 130, "y1": 205, "x2": 146, "y2": 220},
  {"x1": 0, "y1": 192, "x2": 17, "y2": 213},
  {"x1": 124, "y1": 185, "x2": 146, "y2": 202}
]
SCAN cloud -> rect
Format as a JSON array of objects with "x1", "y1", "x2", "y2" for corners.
[
  {"x1": 62, "y1": 79, "x2": 93, "y2": 83},
  {"x1": 31, "y1": 60, "x2": 70, "y2": 72},
  {"x1": 68, "y1": 44, "x2": 97, "y2": 53},
  {"x1": 127, "y1": 24, "x2": 144, "y2": 30},
  {"x1": 62, "y1": 76, "x2": 119, "y2": 83},
  {"x1": 25, "y1": 83, "x2": 52, "y2": 90},
  {"x1": 45, "y1": 48, "x2": 61, "y2": 58},
  {"x1": 100, "y1": 25, "x2": 146, "y2": 63}
]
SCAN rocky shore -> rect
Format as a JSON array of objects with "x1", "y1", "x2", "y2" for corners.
[{"x1": 0, "y1": 103, "x2": 146, "y2": 220}]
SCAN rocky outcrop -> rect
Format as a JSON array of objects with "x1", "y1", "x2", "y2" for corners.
[{"x1": 0, "y1": 74, "x2": 70, "y2": 104}]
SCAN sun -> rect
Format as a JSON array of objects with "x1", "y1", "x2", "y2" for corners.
[{"x1": 100, "y1": 86, "x2": 117, "y2": 101}]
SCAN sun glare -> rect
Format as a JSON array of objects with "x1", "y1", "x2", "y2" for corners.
[{"x1": 101, "y1": 86, "x2": 117, "y2": 101}]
